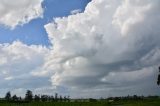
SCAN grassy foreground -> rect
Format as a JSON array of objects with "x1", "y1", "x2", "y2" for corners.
[
  {"x1": 0, "y1": 98, "x2": 159, "y2": 106},
  {"x1": 112, "y1": 98, "x2": 160, "y2": 106}
]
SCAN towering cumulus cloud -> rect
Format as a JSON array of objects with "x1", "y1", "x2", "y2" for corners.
[
  {"x1": 0, "y1": 0, "x2": 160, "y2": 98},
  {"x1": 44, "y1": 0, "x2": 160, "y2": 97},
  {"x1": 0, "y1": 0, "x2": 44, "y2": 29}
]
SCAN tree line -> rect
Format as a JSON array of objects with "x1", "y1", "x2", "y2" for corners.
[{"x1": 4, "y1": 90, "x2": 70, "y2": 102}]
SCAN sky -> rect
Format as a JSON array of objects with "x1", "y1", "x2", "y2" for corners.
[
  {"x1": 0, "y1": 0, "x2": 90, "y2": 45},
  {"x1": 0, "y1": 0, "x2": 160, "y2": 98}
]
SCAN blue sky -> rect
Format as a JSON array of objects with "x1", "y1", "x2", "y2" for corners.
[{"x1": 0, "y1": 0, "x2": 90, "y2": 46}]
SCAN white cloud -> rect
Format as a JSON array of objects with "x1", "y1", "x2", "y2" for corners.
[
  {"x1": 0, "y1": 0, "x2": 44, "y2": 29},
  {"x1": 44, "y1": 0, "x2": 160, "y2": 97},
  {"x1": 0, "y1": 0, "x2": 160, "y2": 98},
  {"x1": 0, "y1": 41, "x2": 50, "y2": 93},
  {"x1": 70, "y1": 9, "x2": 82, "y2": 15}
]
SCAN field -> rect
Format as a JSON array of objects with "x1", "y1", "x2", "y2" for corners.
[
  {"x1": 115, "y1": 98, "x2": 160, "y2": 106},
  {"x1": 0, "y1": 98, "x2": 159, "y2": 106}
]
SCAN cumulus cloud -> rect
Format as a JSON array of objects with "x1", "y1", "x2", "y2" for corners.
[
  {"x1": 0, "y1": 41, "x2": 51, "y2": 97},
  {"x1": 43, "y1": 0, "x2": 160, "y2": 97},
  {"x1": 0, "y1": 0, "x2": 44, "y2": 29},
  {"x1": 0, "y1": 0, "x2": 160, "y2": 98},
  {"x1": 70, "y1": 9, "x2": 82, "y2": 15}
]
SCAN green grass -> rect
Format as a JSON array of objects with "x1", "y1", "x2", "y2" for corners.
[
  {"x1": 0, "y1": 101, "x2": 109, "y2": 106},
  {"x1": 0, "y1": 99, "x2": 159, "y2": 106},
  {"x1": 112, "y1": 98, "x2": 160, "y2": 106}
]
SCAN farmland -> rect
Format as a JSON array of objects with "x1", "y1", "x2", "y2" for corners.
[{"x1": 0, "y1": 98, "x2": 160, "y2": 106}]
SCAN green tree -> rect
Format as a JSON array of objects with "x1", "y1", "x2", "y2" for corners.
[
  {"x1": 41, "y1": 95, "x2": 48, "y2": 102},
  {"x1": 157, "y1": 67, "x2": 160, "y2": 85},
  {"x1": 64, "y1": 96, "x2": 67, "y2": 102},
  {"x1": 67, "y1": 96, "x2": 70, "y2": 102},
  {"x1": 55, "y1": 93, "x2": 58, "y2": 102},
  {"x1": 34, "y1": 95, "x2": 40, "y2": 101},
  {"x1": 25, "y1": 90, "x2": 33, "y2": 101},
  {"x1": 12, "y1": 95, "x2": 18, "y2": 101},
  {"x1": 59, "y1": 95, "x2": 63, "y2": 102},
  {"x1": 5, "y1": 91, "x2": 11, "y2": 101}
]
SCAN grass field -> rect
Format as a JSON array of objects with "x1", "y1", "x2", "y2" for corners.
[
  {"x1": 111, "y1": 98, "x2": 160, "y2": 106},
  {"x1": 0, "y1": 98, "x2": 159, "y2": 106}
]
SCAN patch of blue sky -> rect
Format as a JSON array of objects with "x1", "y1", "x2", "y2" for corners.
[{"x1": 0, "y1": 0, "x2": 90, "y2": 46}]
